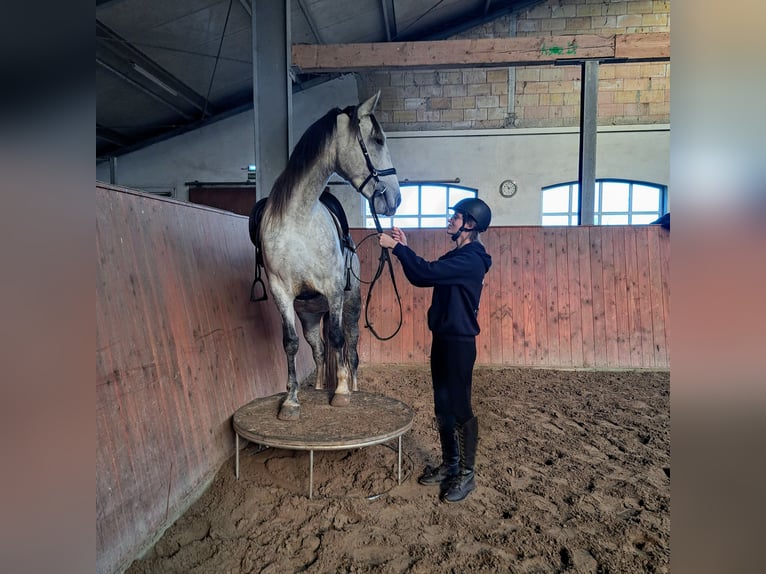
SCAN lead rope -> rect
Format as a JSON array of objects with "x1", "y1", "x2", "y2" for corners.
[{"x1": 364, "y1": 195, "x2": 403, "y2": 341}]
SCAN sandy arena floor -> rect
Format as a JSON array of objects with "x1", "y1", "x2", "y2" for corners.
[{"x1": 127, "y1": 364, "x2": 670, "y2": 574}]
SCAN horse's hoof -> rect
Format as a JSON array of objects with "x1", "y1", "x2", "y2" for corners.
[
  {"x1": 278, "y1": 404, "x2": 301, "y2": 421},
  {"x1": 331, "y1": 393, "x2": 350, "y2": 407}
]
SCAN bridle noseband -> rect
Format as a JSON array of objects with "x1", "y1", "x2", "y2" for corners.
[{"x1": 355, "y1": 124, "x2": 397, "y2": 199}]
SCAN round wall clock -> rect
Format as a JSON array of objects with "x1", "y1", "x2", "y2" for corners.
[{"x1": 499, "y1": 179, "x2": 518, "y2": 198}]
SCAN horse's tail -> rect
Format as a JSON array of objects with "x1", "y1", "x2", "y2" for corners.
[{"x1": 248, "y1": 198, "x2": 269, "y2": 301}]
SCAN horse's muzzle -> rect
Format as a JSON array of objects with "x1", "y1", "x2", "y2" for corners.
[{"x1": 373, "y1": 182, "x2": 401, "y2": 216}]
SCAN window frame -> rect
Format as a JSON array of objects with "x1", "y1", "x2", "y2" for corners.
[
  {"x1": 365, "y1": 182, "x2": 478, "y2": 229},
  {"x1": 541, "y1": 179, "x2": 667, "y2": 226}
]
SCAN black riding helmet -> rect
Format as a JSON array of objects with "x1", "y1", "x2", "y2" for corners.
[{"x1": 451, "y1": 198, "x2": 492, "y2": 232}]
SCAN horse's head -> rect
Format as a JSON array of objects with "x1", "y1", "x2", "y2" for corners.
[{"x1": 336, "y1": 92, "x2": 401, "y2": 216}]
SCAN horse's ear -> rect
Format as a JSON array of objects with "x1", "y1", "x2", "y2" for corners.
[{"x1": 357, "y1": 91, "x2": 380, "y2": 117}]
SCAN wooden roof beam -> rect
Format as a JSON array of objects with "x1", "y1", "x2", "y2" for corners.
[
  {"x1": 292, "y1": 33, "x2": 669, "y2": 72},
  {"x1": 615, "y1": 32, "x2": 670, "y2": 60}
]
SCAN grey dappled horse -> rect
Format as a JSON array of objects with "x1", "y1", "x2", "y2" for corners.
[{"x1": 257, "y1": 92, "x2": 400, "y2": 420}]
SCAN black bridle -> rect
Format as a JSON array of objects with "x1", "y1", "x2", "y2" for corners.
[
  {"x1": 354, "y1": 120, "x2": 403, "y2": 342},
  {"x1": 356, "y1": 126, "x2": 397, "y2": 193}
]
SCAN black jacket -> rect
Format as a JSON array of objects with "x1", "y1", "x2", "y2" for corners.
[{"x1": 392, "y1": 241, "x2": 492, "y2": 339}]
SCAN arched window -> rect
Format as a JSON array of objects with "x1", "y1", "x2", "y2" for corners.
[
  {"x1": 542, "y1": 180, "x2": 667, "y2": 225},
  {"x1": 365, "y1": 183, "x2": 477, "y2": 229}
]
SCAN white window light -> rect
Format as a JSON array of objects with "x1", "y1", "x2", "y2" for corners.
[{"x1": 542, "y1": 180, "x2": 666, "y2": 226}]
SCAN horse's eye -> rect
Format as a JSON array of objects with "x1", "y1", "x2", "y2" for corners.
[{"x1": 374, "y1": 136, "x2": 385, "y2": 146}]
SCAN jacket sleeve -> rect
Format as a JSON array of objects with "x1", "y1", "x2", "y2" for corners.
[{"x1": 391, "y1": 244, "x2": 478, "y2": 287}]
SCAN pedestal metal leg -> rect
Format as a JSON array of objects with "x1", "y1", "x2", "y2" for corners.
[
  {"x1": 397, "y1": 435, "x2": 402, "y2": 484},
  {"x1": 309, "y1": 450, "x2": 314, "y2": 499},
  {"x1": 235, "y1": 433, "x2": 239, "y2": 479}
]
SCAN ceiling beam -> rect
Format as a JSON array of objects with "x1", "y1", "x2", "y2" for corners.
[
  {"x1": 96, "y1": 20, "x2": 213, "y2": 116},
  {"x1": 238, "y1": 0, "x2": 251, "y2": 18},
  {"x1": 96, "y1": 58, "x2": 194, "y2": 120},
  {"x1": 380, "y1": 0, "x2": 396, "y2": 42},
  {"x1": 297, "y1": 0, "x2": 323, "y2": 44},
  {"x1": 292, "y1": 33, "x2": 669, "y2": 73},
  {"x1": 97, "y1": 124, "x2": 131, "y2": 147},
  {"x1": 615, "y1": 32, "x2": 670, "y2": 59}
]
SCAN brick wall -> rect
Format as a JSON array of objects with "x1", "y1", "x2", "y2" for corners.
[{"x1": 358, "y1": 0, "x2": 670, "y2": 131}]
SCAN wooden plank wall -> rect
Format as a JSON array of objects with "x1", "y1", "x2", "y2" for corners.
[
  {"x1": 97, "y1": 185, "x2": 668, "y2": 574},
  {"x1": 96, "y1": 183, "x2": 313, "y2": 574},
  {"x1": 352, "y1": 225, "x2": 670, "y2": 369}
]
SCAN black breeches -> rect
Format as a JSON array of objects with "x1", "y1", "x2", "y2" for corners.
[{"x1": 430, "y1": 336, "x2": 476, "y2": 425}]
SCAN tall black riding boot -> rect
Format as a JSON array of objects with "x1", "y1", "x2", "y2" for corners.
[
  {"x1": 418, "y1": 415, "x2": 459, "y2": 485},
  {"x1": 442, "y1": 416, "x2": 478, "y2": 503}
]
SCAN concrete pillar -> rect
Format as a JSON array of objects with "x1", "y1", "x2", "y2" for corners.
[
  {"x1": 252, "y1": 0, "x2": 292, "y2": 201},
  {"x1": 578, "y1": 60, "x2": 599, "y2": 225}
]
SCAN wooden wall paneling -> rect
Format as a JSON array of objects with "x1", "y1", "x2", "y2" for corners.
[
  {"x1": 476, "y1": 229, "x2": 493, "y2": 364},
  {"x1": 397, "y1": 233, "x2": 415, "y2": 363},
  {"x1": 659, "y1": 228, "x2": 671, "y2": 362},
  {"x1": 499, "y1": 229, "x2": 515, "y2": 365},
  {"x1": 543, "y1": 229, "x2": 561, "y2": 367},
  {"x1": 599, "y1": 228, "x2": 621, "y2": 367},
  {"x1": 349, "y1": 225, "x2": 669, "y2": 370},
  {"x1": 647, "y1": 227, "x2": 668, "y2": 366},
  {"x1": 510, "y1": 228, "x2": 526, "y2": 365},
  {"x1": 554, "y1": 228, "x2": 573, "y2": 367},
  {"x1": 623, "y1": 227, "x2": 644, "y2": 366},
  {"x1": 611, "y1": 227, "x2": 632, "y2": 366},
  {"x1": 188, "y1": 186, "x2": 257, "y2": 216},
  {"x1": 635, "y1": 227, "x2": 657, "y2": 367},
  {"x1": 577, "y1": 228, "x2": 596, "y2": 368},
  {"x1": 487, "y1": 229, "x2": 505, "y2": 365},
  {"x1": 526, "y1": 228, "x2": 540, "y2": 365},
  {"x1": 566, "y1": 228, "x2": 584, "y2": 366},
  {"x1": 532, "y1": 228, "x2": 549, "y2": 366},
  {"x1": 589, "y1": 228, "x2": 609, "y2": 368},
  {"x1": 398, "y1": 229, "x2": 416, "y2": 364},
  {"x1": 410, "y1": 231, "x2": 429, "y2": 363},
  {"x1": 521, "y1": 229, "x2": 537, "y2": 366},
  {"x1": 97, "y1": 184, "x2": 313, "y2": 574}
]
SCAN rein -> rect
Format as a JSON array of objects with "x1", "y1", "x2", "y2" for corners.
[
  {"x1": 353, "y1": 119, "x2": 403, "y2": 341},
  {"x1": 349, "y1": 113, "x2": 403, "y2": 341},
  {"x1": 362, "y1": 193, "x2": 403, "y2": 341}
]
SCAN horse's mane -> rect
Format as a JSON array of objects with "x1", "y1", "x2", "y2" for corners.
[{"x1": 268, "y1": 105, "x2": 359, "y2": 219}]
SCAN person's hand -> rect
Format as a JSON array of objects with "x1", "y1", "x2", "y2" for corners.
[
  {"x1": 391, "y1": 227, "x2": 408, "y2": 246},
  {"x1": 379, "y1": 232, "x2": 398, "y2": 250}
]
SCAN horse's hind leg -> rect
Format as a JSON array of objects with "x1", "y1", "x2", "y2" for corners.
[
  {"x1": 272, "y1": 289, "x2": 302, "y2": 420},
  {"x1": 297, "y1": 308, "x2": 325, "y2": 389},
  {"x1": 327, "y1": 299, "x2": 351, "y2": 407}
]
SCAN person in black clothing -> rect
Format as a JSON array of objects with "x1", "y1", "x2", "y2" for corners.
[{"x1": 378, "y1": 197, "x2": 492, "y2": 502}]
